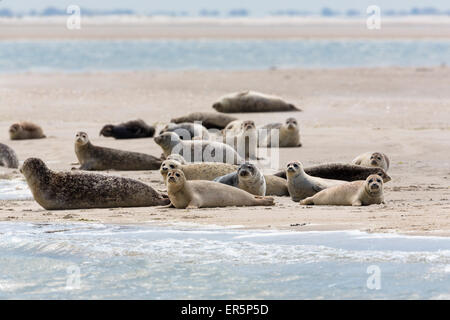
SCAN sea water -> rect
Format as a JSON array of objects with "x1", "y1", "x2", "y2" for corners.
[
  {"x1": 0, "y1": 39, "x2": 449, "y2": 72},
  {"x1": 0, "y1": 179, "x2": 32, "y2": 201},
  {"x1": 0, "y1": 222, "x2": 448, "y2": 299}
]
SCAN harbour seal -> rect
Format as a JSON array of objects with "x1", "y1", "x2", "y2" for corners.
[
  {"x1": 171, "y1": 112, "x2": 237, "y2": 130},
  {"x1": 9, "y1": 122, "x2": 46, "y2": 140},
  {"x1": 75, "y1": 131, "x2": 162, "y2": 171},
  {"x1": 214, "y1": 163, "x2": 266, "y2": 196},
  {"x1": 21, "y1": 158, "x2": 170, "y2": 210},
  {"x1": 264, "y1": 175, "x2": 290, "y2": 196},
  {"x1": 160, "y1": 159, "x2": 237, "y2": 183},
  {"x1": 0, "y1": 143, "x2": 19, "y2": 169},
  {"x1": 258, "y1": 117, "x2": 302, "y2": 147},
  {"x1": 300, "y1": 174, "x2": 384, "y2": 206},
  {"x1": 167, "y1": 154, "x2": 187, "y2": 164},
  {"x1": 99, "y1": 119, "x2": 155, "y2": 139},
  {"x1": 166, "y1": 169, "x2": 274, "y2": 208},
  {"x1": 274, "y1": 163, "x2": 391, "y2": 183},
  {"x1": 222, "y1": 120, "x2": 259, "y2": 160},
  {"x1": 286, "y1": 161, "x2": 347, "y2": 202},
  {"x1": 352, "y1": 152, "x2": 390, "y2": 171},
  {"x1": 159, "y1": 122, "x2": 210, "y2": 140},
  {"x1": 212, "y1": 91, "x2": 301, "y2": 113},
  {"x1": 154, "y1": 132, "x2": 243, "y2": 165}
]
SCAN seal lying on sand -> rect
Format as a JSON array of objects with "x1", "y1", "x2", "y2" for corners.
[
  {"x1": 154, "y1": 132, "x2": 243, "y2": 165},
  {"x1": 214, "y1": 163, "x2": 266, "y2": 196},
  {"x1": 100, "y1": 119, "x2": 155, "y2": 139},
  {"x1": 0, "y1": 143, "x2": 19, "y2": 169},
  {"x1": 21, "y1": 158, "x2": 170, "y2": 210},
  {"x1": 160, "y1": 159, "x2": 237, "y2": 183},
  {"x1": 258, "y1": 117, "x2": 302, "y2": 147},
  {"x1": 222, "y1": 120, "x2": 259, "y2": 160},
  {"x1": 286, "y1": 161, "x2": 346, "y2": 202},
  {"x1": 159, "y1": 122, "x2": 210, "y2": 140},
  {"x1": 212, "y1": 91, "x2": 301, "y2": 113},
  {"x1": 300, "y1": 174, "x2": 384, "y2": 206},
  {"x1": 274, "y1": 163, "x2": 391, "y2": 183},
  {"x1": 166, "y1": 169, "x2": 274, "y2": 209},
  {"x1": 264, "y1": 175, "x2": 290, "y2": 196},
  {"x1": 75, "y1": 132, "x2": 161, "y2": 170},
  {"x1": 9, "y1": 122, "x2": 46, "y2": 140},
  {"x1": 352, "y1": 152, "x2": 390, "y2": 171},
  {"x1": 171, "y1": 112, "x2": 237, "y2": 130}
]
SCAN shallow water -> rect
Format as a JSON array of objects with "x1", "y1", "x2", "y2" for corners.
[
  {"x1": 0, "y1": 222, "x2": 448, "y2": 299},
  {"x1": 0, "y1": 39, "x2": 449, "y2": 72},
  {"x1": 0, "y1": 179, "x2": 32, "y2": 201}
]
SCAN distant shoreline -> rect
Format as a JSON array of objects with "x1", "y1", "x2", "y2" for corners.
[{"x1": 1, "y1": 16, "x2": 450, "y2": 40}]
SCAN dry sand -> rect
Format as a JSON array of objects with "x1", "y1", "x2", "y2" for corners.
[{"x1": 0, "y1": 67, "x2": 449, "y2": 236}]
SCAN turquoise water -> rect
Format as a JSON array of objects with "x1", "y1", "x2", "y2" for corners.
[
  {"x1": 0, "y1": 40, "x2": 449, "y2": 72},
  {"x1": 0, "y1": 222, "x2": 448, "y2": 299}
]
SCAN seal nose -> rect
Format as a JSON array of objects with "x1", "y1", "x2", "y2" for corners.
[
  {"x1": 370, "y1": 183, "x2": 379, "y2": 189},
  {"x1": 168, "y1": 176, "x2": 176, "y2": 182},
  {"x1": 162, "y1": 167, "x2": 168, "y2": 171}
]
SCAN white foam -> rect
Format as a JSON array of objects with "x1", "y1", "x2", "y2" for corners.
[{"x1": 0, "y1": 179, "x2": 33, "y2": 200}]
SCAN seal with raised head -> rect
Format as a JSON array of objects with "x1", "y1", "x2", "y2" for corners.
[
  {"x1": 274, "y1": 163, "x2": 391, "y2": 183},
  {"x1": 75, "y1": 132, "x2": 162, "y2": 171},
  {"x1": 286, "y1": 161, "x2": 347, "y2": 202},
  {"x1": 300, "y1": 174, "x2": 384, "y2": 206},
  {"x1": 166, "y1": 169, "x2": 274, "y2": 209},
  {"x1": 0, "y1": 143, "x2": 19, "y2": 169},
  {"x1": 21, "y1": 158, "x2": 170, "y2": 210},
  {"x1": 352, "y1": 152, "x2": 390, "y2": 171},
  {"x1": 160, "y1": 159, "x2": 237, "y2": 183},
  {"x1": 100, "y1": 119, "x2": 155, "y2": 139},
  {"x1": 159, "y1": 122, "x2": 210, "y2": 140},
  {"x1": 154, "y1": 132, "x2": 243, "y2": 165},
  {"x1": 212, "y1": 91, "x2": 301, "y2": 113},
  {"x1": 171, "y1": 112, "x2": 237, "y2": 130},
  {"x1": 258, "y1": 117, "x2": 302, "y2": 147},
  {"x1": 222, "y1": 120, "x2": 260, "y2": 160},
  {"x1": 9, "y1": 122, "x2": 46, "y2": 140},
  {"x1": 214, "y1": 163, "x2": 266, "y2": 196}
]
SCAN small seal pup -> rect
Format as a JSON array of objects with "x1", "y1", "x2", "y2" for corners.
[
  {"x1": 213, "y1": 91, "x2": 301, "y2": 113},
  {"x1": 274, "y1": 163, "x2": 391, "y2": 183},
  {"x1": 75, "y1": 132, "x2": 162, "y2": 170},
  {"x1": 160, "y1": 159, "x2": 237, "y2": 183},
  {"x1": 154, "y1": 132, "x2": 243, "y2": 165},
  {"x1": 214, "y1": 163, "x2": 266, "y2": 196},
  {"x1": 258, "y1": 117, "x2": 302, "y2": 147},
  {"x1": 166, "y1": 169, "x2": 274, "y2": 209},
  {"x1": 286, "y1": 161, "x2": 347, "y2": 202},
  {"x1": 0, "y1": 143, "x2": 19, "y2": 169},
  {"x1": 100, "y1": 119, "x2": 155, "y2": 139},
  {"x1": 222, "y1": 120, "x2": 260, "y2": 160},
  {"x1": 171, "y1": 112, "x2": 237, "y2": 130},
  {"x1": 159, "y1": 122, "x2": 210, "y2": 140},
  {"x1": 21, "y1": 158, "x2": 170, "y2": 210},
  {"x1": 300, "y1": 174, "x2": 384, "y2": 206},
  {"x1": 9, "y1": 122, "x2": 46, "y2": 140},
  {"x1": 352, "y1": 152, "x2": 390, "y2": 171}
]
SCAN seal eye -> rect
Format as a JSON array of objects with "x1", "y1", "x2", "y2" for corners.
[
  {"x1": 176, "y1": 173, "x2": 180, "y2": 177},
  {"x1": 293, "y1": 163, "x2": 299, "y2": 168},
  {"x1": 377, "y1": 157, "x2": 381, "y2": 160},
  {"x1": 369, "y1": 179, "x2": 373, "y2": 183},
  {"x1": 170, "y1": 165, "x2": 174, "y2": 169},
  {"x1": 376, "y1": 179, "x2": 381, "y2": 183}
]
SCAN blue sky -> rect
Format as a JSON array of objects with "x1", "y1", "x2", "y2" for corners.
[{"x1": 3, "y1": 0, "x2": 450, "y2": 14}]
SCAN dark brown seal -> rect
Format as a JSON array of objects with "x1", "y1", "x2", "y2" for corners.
[
  {"x1": 9, "y1": 122, "x2": 46, "y2": 140},
  {"x1": 99, "y1": 119, "x2": 155, "y2": 139},
  {"x1": 274, "y1": 163, "x2": 391, "y2": 183},
  {"x1": 21, "y1": 158, "x2": 170, "y2": 210},
  {"x1": 75, "y1": 132, "x2": 161, "y2": 170}
]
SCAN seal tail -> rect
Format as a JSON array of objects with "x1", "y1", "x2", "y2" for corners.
[
  {"x1": 254, "y1": 196, "x2": 275, "y2": 206},
  {"x1": 300, "y1": 197, "x2": 314, "y2": 205}
]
